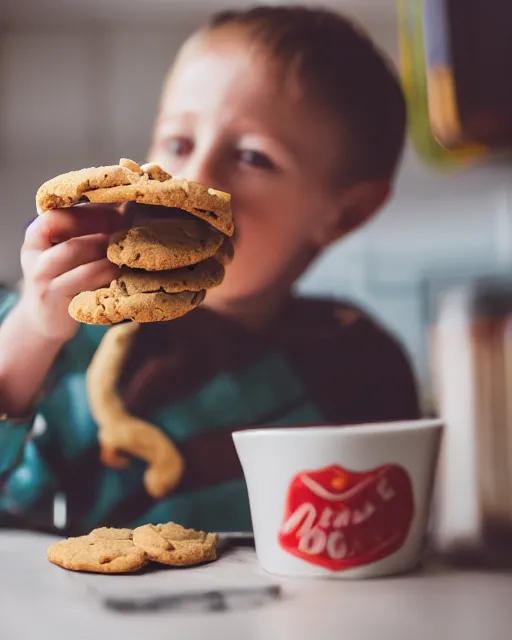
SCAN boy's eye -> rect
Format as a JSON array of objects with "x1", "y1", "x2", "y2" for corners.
[
  {"x1": 237, "y1": 149, "x2": 275, "y2": 171},
  {"x1": 164, "y1": 137, "x2": 193, "y2": 157}
]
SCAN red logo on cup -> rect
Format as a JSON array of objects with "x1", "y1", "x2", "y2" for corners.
[{"x1": 278, "y1": 464, "x2": 414, "y2": 571}]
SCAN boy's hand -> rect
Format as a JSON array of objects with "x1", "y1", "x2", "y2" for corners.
[{"x1": 20, "y1": 205, "x2": 125, "y2": 343}]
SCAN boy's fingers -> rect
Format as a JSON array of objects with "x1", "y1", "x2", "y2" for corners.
[
  {"x1": 25, "y1": 205, "x2": 125, "y2": 251},
  {"x1": 51, "y1": 258, "x2": 120, "y2": 299},
  {"x1": 32, "y1": 234, "x2": 111, "y2": 282}
]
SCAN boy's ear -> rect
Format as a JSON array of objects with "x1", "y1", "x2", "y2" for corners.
[{"x1": 313, "y1": 180, "x2": 391, "y2": 248}]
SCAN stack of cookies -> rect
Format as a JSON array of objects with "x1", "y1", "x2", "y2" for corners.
[
  {"x1": 35, "y1": 158, "x2": 234, "y2": 325},
  {"x1": 47, "y1": 522, "x2": 218, "y2": 574}
]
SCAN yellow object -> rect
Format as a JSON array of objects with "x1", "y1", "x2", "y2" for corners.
[
  {"x1": 331, "y1": 469, "x2": 349, "y2": 490},
  {"x1": 397, "y1": 0, "x2": 486, "y2": 169},
  {"x1": 427, "y1": 66, "x2": 463, "y2": 148}
]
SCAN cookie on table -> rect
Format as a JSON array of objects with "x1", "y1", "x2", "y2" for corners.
[
  {"x1": 47, "y1": 531, "x2": 147, "y2": 574},
  {"x1": 107, "y1": 220, "x2": 224, "y2": 271},
  {"x1": 132, "y1": 522, "x2": 218, "y2": 567},
  {"x1": 36, "y1": 158, "x2": 234, "y2": 237},
  {"x1": 69, "y1": 288, "x2": 206, "y2": 325},
  {"x1": 89, "y1": 527, "x2": 133, "y2": 540}
]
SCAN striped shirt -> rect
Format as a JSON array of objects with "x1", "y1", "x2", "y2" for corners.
[{"x1": 0, "y1": 290, "x2": 418, "y2": 535}]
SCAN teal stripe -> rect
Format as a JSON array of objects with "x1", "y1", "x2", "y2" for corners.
[
  {"x1": 0, "y1": 421, "x2": 31, "y2": 475},
  {"x1": 151, "y1": 353, "x2": 318, "y2": 442},
  {"x1": 83, "y1": 460, "x2": 147, "y2": 529},
  {"x1": 130, "y1": 478, "x2": 252, "y2": 532},
  {"x1": 50, "y1": 324, "x2": 108, "y2": 381},
  {"x1": 261, "y1": 403, "x2": 322, "y2": 426},
  {"x1": 2, "y1": 440, "x2": 58, "y2": 509},
  {"x1": 85, "y1": 398, "x2": 322, "y2": 529},
  {"x1": 36, "y1": 326, "x2": 110, "y2": 459},
  {"x1": 40, "y1": 372, "x2": 98, "y2": 460}
]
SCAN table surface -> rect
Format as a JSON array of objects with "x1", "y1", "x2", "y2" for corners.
[{"x1": 1, "y1": 530, "x2": 511, "y2": 640}]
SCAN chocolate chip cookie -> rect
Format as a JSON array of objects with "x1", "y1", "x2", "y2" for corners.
[
  {"x1": 69, "y1": 288, "x2": 205, "y2": 325},
  {"x1": 36, "y1": 158, "x2": 234, "y2": 325},
  {"x1": 107, "y1": 220, "x2": 224, "y2": 271},
  {"x1": 36, "y1": 158, "x2": 234, "y2": 236},
  {"x1": 112, "y1": 260, "x2": 224, "y2": 297}
]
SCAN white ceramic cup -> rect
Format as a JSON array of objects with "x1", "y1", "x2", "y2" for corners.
[{"x1": 233, "y1": 419, "x2": 443, "y2": 579}]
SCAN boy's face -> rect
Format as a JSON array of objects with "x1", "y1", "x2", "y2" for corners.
[{"x1": 150, "y1": 30, "x2": 360, "y2": 307}]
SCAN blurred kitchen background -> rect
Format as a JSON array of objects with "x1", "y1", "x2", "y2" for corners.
[{"x1": 1, "y1": 0, "x2": 512, "y2": 416}]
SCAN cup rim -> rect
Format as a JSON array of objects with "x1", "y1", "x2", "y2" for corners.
[{"x1": 232, "y1": 418, "x2": 443, "y2": 441}]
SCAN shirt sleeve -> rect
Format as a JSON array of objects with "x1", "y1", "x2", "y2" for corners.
[
  {"x1": 0, "y1": 290, "x2": 60, "y2": 526},
  {"x1": 0, "y1": 414, "x2": 33, "y2": 476},
  {"x1": 0, "y1": 291, "x2": 33, "y2": 478}
]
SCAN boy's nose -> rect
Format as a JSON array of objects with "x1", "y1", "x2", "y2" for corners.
[{"x1": 184, "y1": 148, "x2": 226, "y2": 193}]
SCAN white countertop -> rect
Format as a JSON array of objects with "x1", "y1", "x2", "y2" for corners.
[{"x1": 1, "y1": 530, "x2": 510, "y2": 640}]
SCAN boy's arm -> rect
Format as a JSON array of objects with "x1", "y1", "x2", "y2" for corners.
[
  {"x1": 0, "y1": 205, "x2": 123, "y2": 526},
  {"x1": 0, "y1": 291, "x2": 72, "y2": 528},
  {"x1": 0, "y1": 206, "x2": 122, "y2": 417},
  {"x1": 0, "y1": 295, "x2": 66, "y2": 416}
]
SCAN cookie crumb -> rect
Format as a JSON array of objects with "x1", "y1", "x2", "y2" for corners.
[
  {"x1": 140, "y1": 163, "x2": 172, "y2": 181},
  {"x1": 120, "y1": 158, "x2": 142, "y2": 174},
  {"x1": 208, "y1": 187, "x2": 230, "y2": 201}
]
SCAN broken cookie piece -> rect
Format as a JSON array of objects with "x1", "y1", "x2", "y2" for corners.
[
  {"x1": 132, "y1": 522, "x2": 218, "y2": 567},
  {"x1": 69, "y1": 288, "x2": 205, "y2": 325},
  {"x1": 47, "y1": 531, "x2": 148, "y2": 574},
  {"x1": 36, "y1": 158, "x2": 233, "y2": 236}
]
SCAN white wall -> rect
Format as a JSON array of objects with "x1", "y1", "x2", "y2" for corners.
[
  {"x1": 1, "y1": 0, "x2": 511, "y2": 408},
  {"x1": 298, "y1": 156, "x2": 512, "y2": 399}
]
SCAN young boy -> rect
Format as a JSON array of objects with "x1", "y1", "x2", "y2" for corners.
[{"x1": 0, "y1": 6, "x2": 418, "y2": 534}]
